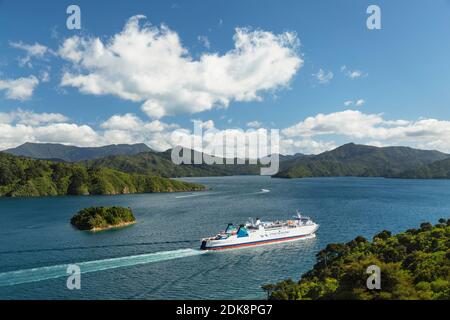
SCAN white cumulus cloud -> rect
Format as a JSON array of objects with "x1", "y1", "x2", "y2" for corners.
[
  {"x1": 355, "y1": 99, "x2": 365, "y2": 107},
  {"x1": 281, "y1": 138, "x2": 336, "y2": 155},
  {"x1": 344, "y1": 100, "x2": 353, "y2": 107},
  {"x1": 0, "y1": 75, "x2": 39, "y2": 100},
  {"x1": 10, "y1": 41, "x2": 54, "y2": 67},
  {"x1": 341, "y1": 65, "x2": 366, "y2": 79},
  {"x1": 344, "y1": 99, "x2": 365, "y2": 107},
  {"x1": 0, "y1": 109, "x2": 68, "y2": 126},
  {"x1": 246, "y1": 120, "x2": 262, "y2": 128},
  {"x1": 197, "y1": 35, "x2": 211, "y2": 49},
  {"x1": 0, "y1": 110, "x2": 98, "y2": 150},
  {"x1": 282, "y1": 109, "x2": 450, "y2": 152},
  {"x1": 313, "y1": 68, "x2": 333, "y2": 84},
  {"x1": 2, "y1": 109, "x2": 450, "y2": 156},
  {"x1": 59, "y1": 15, "x2": 302, "y2": 118}
]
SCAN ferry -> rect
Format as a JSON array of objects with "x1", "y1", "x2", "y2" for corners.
[{"x1": 200, "y1": 212, "x2": 318, "y2": 250}]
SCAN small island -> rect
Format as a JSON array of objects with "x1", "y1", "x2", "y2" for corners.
[{"x1": 71, "y1": 206, "x2": 136, "y2": 232}]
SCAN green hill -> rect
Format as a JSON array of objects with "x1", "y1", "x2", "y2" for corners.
[
  {"x1": 274, "y1": 143, "x2": 449, "y2": 178},
  {"x1": 0, "y1": 153, "x2": 204, "y2": 197},
  {"x1": 263, "y1": 219, "x2": 450, "y2": 300},
  {"x1": 84, "y1": 149, "x2": 263, "y2": 177},
  {"x1": 3, "y1": 142, "x2": 151, "y2": 162},
  {"x1": 395, "y1": 158, "x2": 450, "y2": 179},
  {"x1": 6, "y1": 142, "x2": 448, "y2": 180},
  {"x1": 3, "y1": 142, "x2": 269, "y2": 177}
]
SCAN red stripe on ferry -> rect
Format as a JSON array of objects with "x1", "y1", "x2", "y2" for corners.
[{"x1": 204, "y1": 234, "x2": 310, "y2": 251}]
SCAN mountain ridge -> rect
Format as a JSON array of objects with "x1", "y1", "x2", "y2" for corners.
[
  {"x1": 4, "y1": 142, "x2": 152, "y2": 162},
  {"x1": 2, "y1": 142, "x2": 301, "y2": 177},
  {"x1": 274, "y1": 143, "x2": 449, "y2": 179},
  {"x1": 3, "y1": 142, "x2": 450, "y2": 179}
]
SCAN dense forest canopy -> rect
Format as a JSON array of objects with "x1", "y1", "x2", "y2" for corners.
[
  {"x1": 395, "y1": 158, "x2": 450, "y2": 179},
  {"x1": 0, "y1": 152, "x2": 205, "y2": 197},
  {"x1": 4, "y1": 142, "x2": 151, "y2": 162},
  {"x1": 263, "y1": 220, "x2": 450, "y2": 300},
  {"x1": 274, "y1": 143, "x2": 449, "y2": 179},
  {"x1": 71, "y1": 206, "x2": 136, "y2": 231}
]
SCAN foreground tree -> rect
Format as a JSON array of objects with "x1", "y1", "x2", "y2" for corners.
[{"x1": 263, "y1": 219, "x2": 450, "y2": 300}]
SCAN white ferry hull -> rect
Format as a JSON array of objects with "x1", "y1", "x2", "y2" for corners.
[{"x1": 201, "y1": 223, "x2": 318, "y2": 251}]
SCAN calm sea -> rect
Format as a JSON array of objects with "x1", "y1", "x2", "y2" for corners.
[{"x1": 0, "y1": 176, "x2": 449, "y2": 299}]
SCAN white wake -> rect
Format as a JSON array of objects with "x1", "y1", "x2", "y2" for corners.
[{"x1": 0, "y1": 248, "x2": 205, "y2": 287}]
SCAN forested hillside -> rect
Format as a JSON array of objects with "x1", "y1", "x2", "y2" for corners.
[
  {"x1": 263, "y1": 220, "x2": 450, "y2": 300},
  {"x1": 0, "y1": 153, "x2": 204, "y2": 197}
]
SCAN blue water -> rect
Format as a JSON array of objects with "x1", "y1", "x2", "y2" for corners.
[{"x1": 0, "y1": 176, "x2": 449, "y2": 299}]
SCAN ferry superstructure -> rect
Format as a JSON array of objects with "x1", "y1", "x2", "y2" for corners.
[{"x1": 200, "y1": 212, "x2": 318, "y2": 251}]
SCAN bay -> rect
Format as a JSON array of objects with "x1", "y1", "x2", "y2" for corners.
[{"x1": 0, "y1": 176, "x2": 448, "y2": 299}]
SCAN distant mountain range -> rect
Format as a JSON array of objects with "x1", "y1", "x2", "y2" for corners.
[
  {"x1": 3, "y1": 142, "x2": 450, "y2": 180},
  {"x1": 83, "y1": 150, "x2": 262, "y2": 177},
  {"x1": 2, "y1": 142, "x2": 291, "y2": 177},
  {"x1": 274, "y1": 143, "x2": 450, "y2": 179},
  {"x1": 4, "y1": 142, "x2": 151, "y2": 162}
]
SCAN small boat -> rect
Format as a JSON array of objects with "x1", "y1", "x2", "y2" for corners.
[
  {"x1": 200, "y1": 211, "x2": 319, "y2": 251},
  {"x1": 260, "y1": 189, "x2": 270, "y2": 193}
]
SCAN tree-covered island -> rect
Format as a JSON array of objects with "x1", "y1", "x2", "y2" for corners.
[{"x1": 71, "y1": 206, "x2": 136, "y2": 231}]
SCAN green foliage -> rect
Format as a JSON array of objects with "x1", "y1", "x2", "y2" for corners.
[
  {"x1": 4, "y1": 142, "x2": 151, "y2": 162},
  {"x1": 71, "y1": 206, "x2": 136, "y2": 230},
  {"x1": 6, "y1": 142, "x2": 450, "y2": 180},
  {"x1": 4, "y1": 142, "x2": 264, "y2": 177},
  {"x1": 0, "y1": 152, "x2": 205, "y2": 197},
  {"x1": 396, "y1": 158, "x2": 450, "y2": 179},
  {"x1": 275, "y1": 143, "x2": 449, "y2": 179},
  {"x1": 67, "y1": 166, "x2": 90, "y2": 195},
  {"x1": 263, "y1": 220, "x2": 450, "y2": 300},
  {"x1": 84, "y1": 149, "x2": 262, "y2": 178}
]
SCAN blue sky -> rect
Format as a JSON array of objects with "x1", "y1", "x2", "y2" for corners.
[{"x1": 1, "y1": 0, "x2": 450, "y2": 154}]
